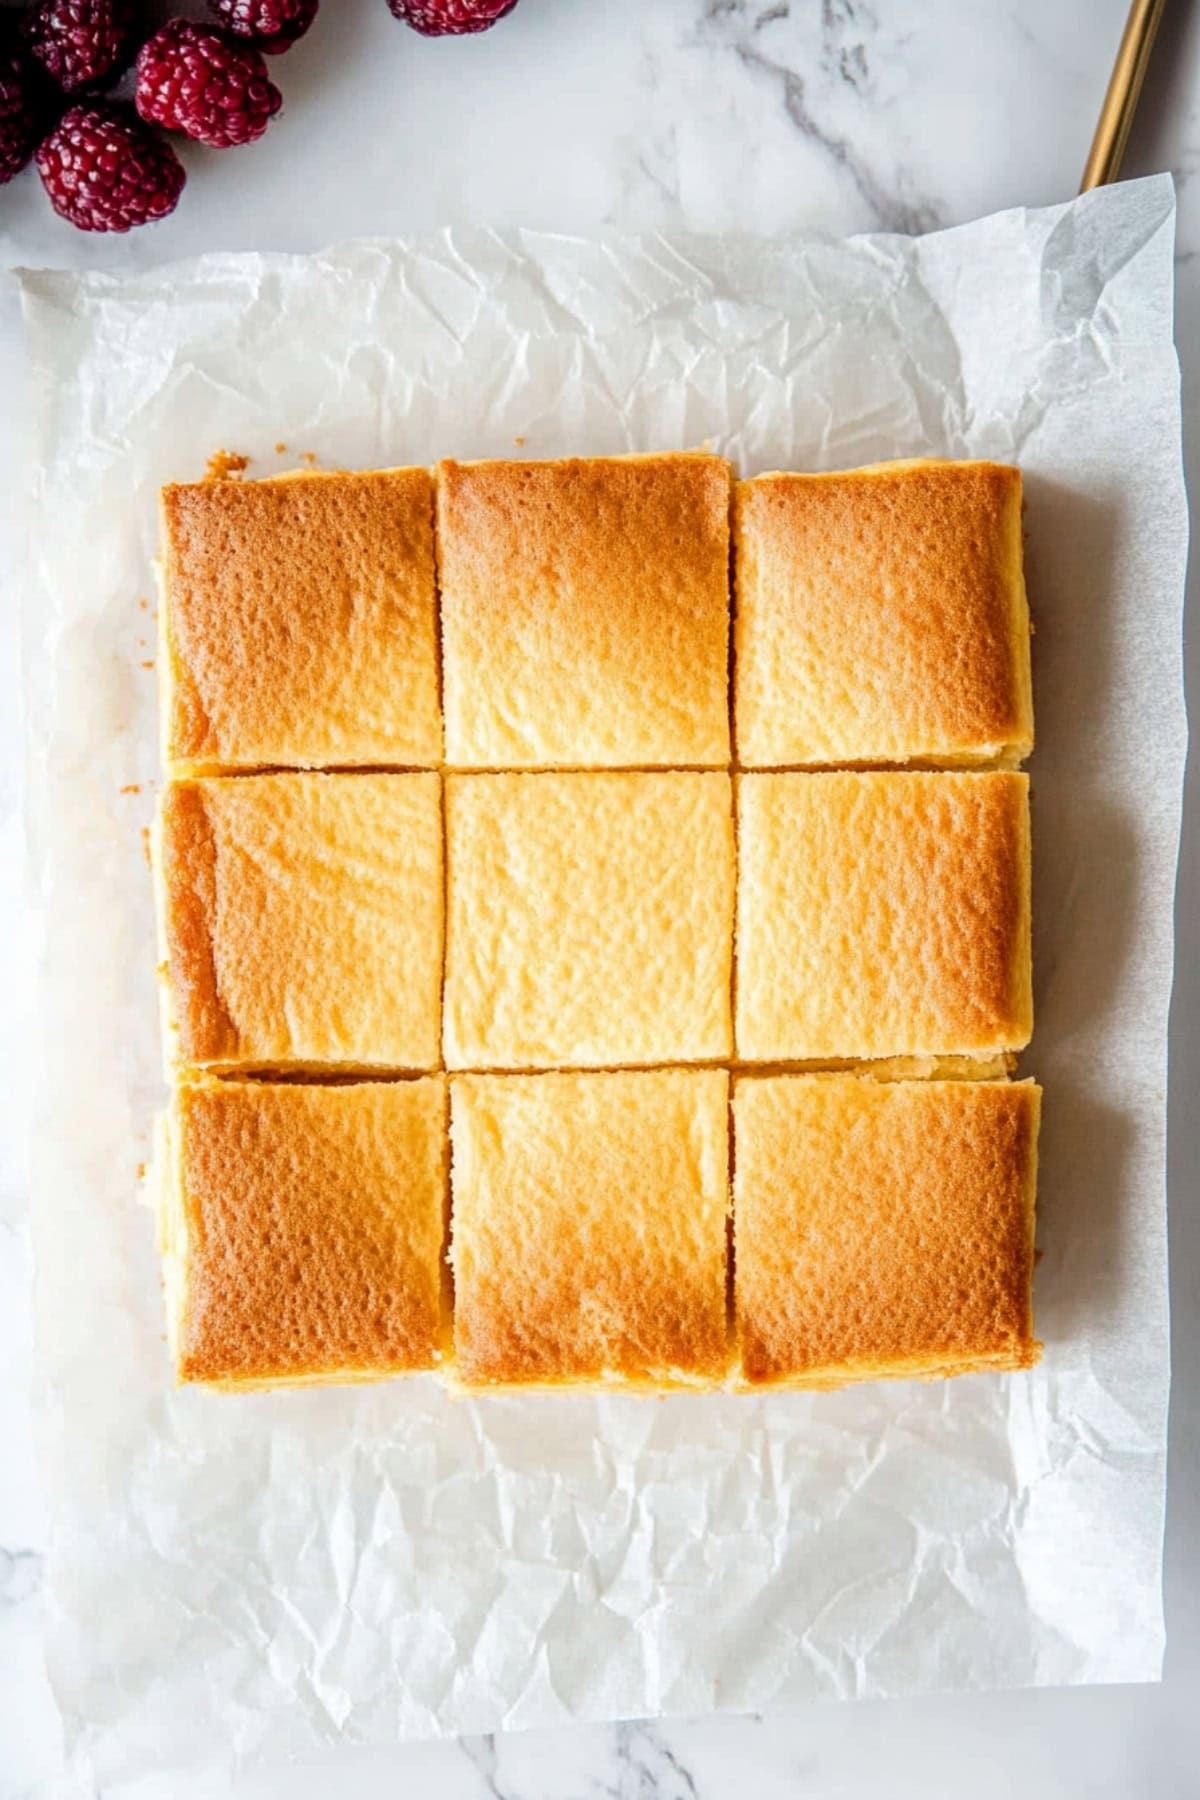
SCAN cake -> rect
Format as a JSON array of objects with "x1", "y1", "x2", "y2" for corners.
[
  {"x1": 160, "y1": 468, "x2": 441, "y2": 772},
  {"x1": 159, "y1": 1076, "x2": 448, "y2": 1388},
  {"x1": 449, "y1": 1069, "x2": 729, "y2": 1389},
  {"x1": 443, "y1": 771, "x2": 735, "y2": 1070},
  {"x1": 149, "y1": 450, "x2": 1043, "y2": 1401},
  {"x1": 437, "y1": 453, "x2": 732, "y2": 768},
  {"x1": 155, "y1": 771, "x2": 443, "y2": 1073},
  {"x1": 735, "y1": 770, "x2": 1032, "y2": 1063},
  {"x1": 733, "y1": 459, "x2": 1033, "y2": 768},
  {"x1": 732, "y1": 1074, "x2": 1041, "y2": 1387}
]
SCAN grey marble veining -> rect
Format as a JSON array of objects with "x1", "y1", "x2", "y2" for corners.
[
  {"x1": 698, "y1": 0, "x2": 948, "y2": 234},
  {"x1": 457, "y1": 1719, "x2": 714, "y2": 1800},
  {"x1": 2, "y1": 0, "x2": 1198, "y2": 1794}
]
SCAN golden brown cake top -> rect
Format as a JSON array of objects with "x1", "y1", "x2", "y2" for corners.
[
  {"x1": 169, "y1": 1077, "x2": 448, "y2": 1386},
  {"x1": 735, "y1": 770, "x2": 1032, "y2": 1062},
  {"x1": 437, "y1": 453, "x2": 732, "y2": 768},
  {"x1": 161, "y1": 468, "x2": 441, "y2": 771},
  {"x1": 443, "y1": 771, "x2": 734, "y2": 1070},
  {"x1": 733, "y1": 1075, "x2": 1041, "y2": 1386},
  {"x1": 450, "y1": 1069, "x2": 730, "y2": 1388},
  {"x1": 734, "y1": 459, "x2": 1033, "y2": 768},
  {"x1": 156, "y1": 772, "x2": 444, "y2": 1073}
]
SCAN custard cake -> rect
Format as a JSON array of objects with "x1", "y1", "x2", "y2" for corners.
[
  {"x1": 443, "y1": 771, "x2": 734, "y2": 1069},
  {"x1": 155, "y1": 772, "x2": 443, "y2": 1073},
  {"x1": 160, "y1": 468, "x2": 441, "y2": 772},
  {"x1": 437, "y1": 453, "x2": 732, "y2": 768},
  {"x1": 449, "y1": 1069, "x2": 729, "y2": 1390},
  {"x1": 159, "y1": 1076, "x2": 448, "y2": 1388},
  {"x1": 734, "y1": 459, "x2": 1033, "y2": 768},
  {"x1": 732, "y1": 1075, "x2": 1041, "y2": 1387},
  {"x1": 735, "y1": 770, "x2": 1032, "y2": 1062}
]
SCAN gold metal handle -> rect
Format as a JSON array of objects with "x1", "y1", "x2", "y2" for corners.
[{"x1": 1080, "y1": 0, "x2": 1167, "y2": 191}]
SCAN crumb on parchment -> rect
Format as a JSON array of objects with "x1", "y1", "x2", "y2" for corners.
[{"x1": 205, "y1": 450, "x2": 250, "y2": 481}]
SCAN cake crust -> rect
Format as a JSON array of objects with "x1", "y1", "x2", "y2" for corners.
[
  {"x1": 161, "y1": 468, "x2": 441, "y2": 772},
  {"x1": 450, "y1": 1069, "x2": 730, "y2": 1388},
  {"x1": 438, "y1": 453, "x2": 732, "y2": 768},
  {"x1": 164, "y1": 1076, "x2": 448, "y2": 1387},
  {"x1": 157, "y1": 772, "x2": 444, "y2": 1072},
  {"x1": 443, "y1": 771, "x2": 735, "y2": 1070},
  {"x1": 732, "y1": 1075, "x2": 1041, "y2": 1387},
  {"x1": 735, "y1": 770, "x2": 1032, "y2": 1062},
  {"x1": 734, "y1": 459, "x2": 1033, "y2": 768}
]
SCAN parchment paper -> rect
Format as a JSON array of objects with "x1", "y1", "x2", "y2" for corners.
[{"x1": 16, "y1": 174, "x2": 1187, "y2": 1784}]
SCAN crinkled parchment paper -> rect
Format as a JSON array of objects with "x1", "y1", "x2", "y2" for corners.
[{"x1": 15, "y1": 174, "x2": 1187, "y2": 1783}]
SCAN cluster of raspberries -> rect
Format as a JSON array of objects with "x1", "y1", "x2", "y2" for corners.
[{"x1": 0, "y1": 0, "x2": 520, "y2": 233}]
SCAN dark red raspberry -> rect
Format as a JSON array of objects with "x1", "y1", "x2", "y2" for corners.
[
  {"x1": 0, "y1": 45, "x2": 51, "y2": 184},
  {"x1": 36, "y1": 104, "x2": 185, "y2": 231},
  {"x1": 207, "y1": 0, "x2": 318, "y2": 55},
  {"x1": 23, "y1": 0, "x2": 136, "y2": 96},
  {"x1": 386, "y1": 0, "x2": 519, "y2": 36},
  {"x1": 135, "y1": 21, "x2": 281, "y2": 148}
]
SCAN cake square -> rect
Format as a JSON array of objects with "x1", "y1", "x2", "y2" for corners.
[
  {"x1": 443, "y1": 772, "x2": 734, "y2": 1070},
  {"x1": 437, "y1": 454, "x2": 732, "y2": 768},
  {"x1": 159, "y1": 1076, "x2": 448, "y2": 1388},
  {"x1": 450, "y1": 1069, "x2": 730, "y2": 1389},
  {"x1": 160, "y1": 469, "x2": 441, "y2": 772},
  {"x1": 732, "y1": 1075, "x2": 1041, "y2": 1387},
  {"x1": 734, "y1": 459, "x2": 1033, "y2": 768},
  {"x1": 156, "y1": 772, "x2": 443, "y2": 1073},
  {"x1": 735, "y1": 771, "x2": 1032, "y2": 1062}
]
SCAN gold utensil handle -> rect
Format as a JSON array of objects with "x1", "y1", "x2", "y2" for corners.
[{"x1": 1080, "y1": 0, "x2": 1167, "y2": 191}]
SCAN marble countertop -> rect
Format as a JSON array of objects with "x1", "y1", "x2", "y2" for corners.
[{"x1": 2, "y1": 2, "x2": 1197, "y2": 1794}]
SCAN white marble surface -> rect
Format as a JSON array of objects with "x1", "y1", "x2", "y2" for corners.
[{"x1": 1, "y1": 1, "x2": 1197, "y2": 1794}]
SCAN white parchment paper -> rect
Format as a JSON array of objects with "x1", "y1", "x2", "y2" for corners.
[{"x1": 16, "y1": 175, "x2": 1187, "y2": 1783}]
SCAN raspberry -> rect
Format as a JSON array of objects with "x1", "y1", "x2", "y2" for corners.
[
  {"x1": 386, "y1": 0, "x2": 519, "y2": 36},
  {"x1": 23, "y1": 0, "x2": 136, "y2": 96},
  {"x1": 135, "y1": 21, "x2": 282, "y2": 148},
  {"x1": 207, "y1": 0, "x2": 319, "y2": 56},
  {"x1": 0, "y1": 45, "x2": 50, "y2": 184},
  {"x1": 36, "y1": 104, "x2": 185, "y2": 232}
]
